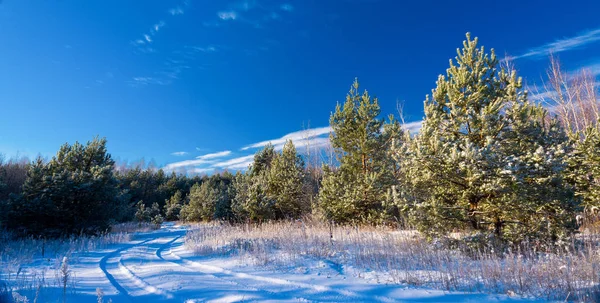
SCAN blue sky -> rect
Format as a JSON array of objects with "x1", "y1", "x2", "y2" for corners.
[{"x1": 1, "y1": 0, "x2": 600, "y2": 173}]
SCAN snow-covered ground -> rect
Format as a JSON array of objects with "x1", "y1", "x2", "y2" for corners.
[{"x1": 3, "y1": 224, "x2": 549, "y2": 303}]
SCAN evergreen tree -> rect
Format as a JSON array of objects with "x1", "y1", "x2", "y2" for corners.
[
  {"x1": 9, "y1": 137, "x2": 119, "y2": 236},
  {"x1": 164, "y1": 190, "x2": 184, "y2": 221},
  {"x1": 135, "y1": 201, "x2": 150, "y2": 222},
  {"x1": 179, "y1": 175, "x2": 233, "y2": 222},
  {"x1": 180, "y1": 182, "x2": 215, "y2": 221},
  {"x1": 231, "y1": 171, "x2": 251, "y2": 221},
  {"x1": 396, "y1": 34, "x2": 575, "y2": 243},
  {"x1": 267, "y1": 140, "x2": 307, "y2": 218},
  {"x1": 319, "y1": 79, "x2": 401, "y2": 223},
  {"x1": 569, "y1": 126, "x2": 600, "y2": 214},
  {"x1": 232, "y1": 145, "x2": 277, "y2": 222}
]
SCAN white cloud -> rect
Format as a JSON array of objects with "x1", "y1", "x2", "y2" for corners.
[
  {"x1": 171, "y1": 151, "x2": 188, "y2": 156},
  {"x1": 241, "y1": 126, "x2": 331, "y2": 150},
  {"x1": 190, "y1": 167, "x2": 214, "y2": 174},
  {"x1": 211, "y1": 155, "x2": 255, "y2": 170},
  {"x1": 218, "y1": 11, "x2": 238, "y2": 20},
  {"x1": 402, "y1": 120, "x2": 423, "y2": 134},
  {"x1": 153, "y1": 21, "x2": 165, "y2": 32},
  {"x1": 280, "y1": 4, "x2": 294, "y2": 11},
  {"x1": 169, "y1": 6, "x2": 184, "y2": 15},
  {"x1": 234, "y1": 0, "x2": 256, "y2": 11},
  {"x1": 587, "y1": 62, "x2": 600, "y2": 77},
  {"x1": 163, "y1": 159, "x2": 213, "y2": 171},
  {"x1": 191, "y1": 45, "x2": 217, "y2": 53},
  {"x1": 269, "y1": 12, "x2": 281, "y2": 20},
  {"x1": 284, "y1": 136, "x2": 331, "y2": 154},
  {"x1": 130, "y1": 76, "x2": 170, "y2": 86},
  {"x1": 510, "y1": 28, "x2": 600, "y2": 60},
  {"x1": 196, "y1": 150, "x2": 231, "y2": 160},
  {"x1": 144, "y1": 34, "x2": 152, "y2": 43}
]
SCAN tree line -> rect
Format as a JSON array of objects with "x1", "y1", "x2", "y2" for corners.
[{"x1": 1, "y1": 34, "x2": 599, "y2": 246}]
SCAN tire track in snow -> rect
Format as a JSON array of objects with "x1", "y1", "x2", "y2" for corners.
[
  {"x1": 100, "y1": 236, "x2": 175, "y2": 301},
  {"x1": 155, "y1": 235, "x2": 182, "y2": 261},
  {"x1": 156, "y1": 234, "x2": 316, "y2": 302},
  {"x1": 99, "y1": 238, "x2": 152, "y2": 301},
  {"x1": 168, "y1": 247, "x2": 400, "y2": 303}
]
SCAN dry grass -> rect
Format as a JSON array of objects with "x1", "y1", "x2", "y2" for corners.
[
  {"x1": 109, "y1": 222, "x2": 160, "y2": 234},
  {"x1": 0, "y1": 226, "x2": 136, "y2": 303},
  {"x1": 185, "y1": 220, "x2": 600, "y2": 302}
]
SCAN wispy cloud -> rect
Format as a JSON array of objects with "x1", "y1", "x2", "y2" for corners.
[
  {"x1": 164, "y1": 159, "x2": 213, "y2": 170},
  {"x1": 152, "y1": 21, "x2": 166, "y2": 33},
  {"x1": 510, "y1": 28, "x2": 600, "y2": 60},
  {"x1": 213, "y1": 1, "x2": 293, "y2": 29},
  {"x1": 218, "y1": 11, "x2": 238, "y2": 20},
  {"x1": 171, "y1": 151, "x2": 188, "y2": 156},
  {"x1": 162, "y1": 119, "x2": 427, "y2": 174},
  {"x1": 280, "y1": 3, "x2": 294, "y2": 11},
  {"x1": 211, "y1": 155, "x2": 255, "y2": 170},
  {"x1": 131, "y1": 1, "x2": 189, "y2": 53},
  {"x1": 402, "y1": 120, "x2": 423, "y2": 134},
  {"x1": 190, "y1": 167, "x2": 214, "y2": 174},
  {"x1": 196, "y1": 150, "x2": 232, "y2": 160},
  {"x1": 189, "y1": 45, "x2": 218, "y2": 53},
  {"x1": 129, "y1": 76, "x2": 170, "y2": 86},
  {"x1": 241, "y1": 126, "x2": 331, "y2": 150},
  {"x1": 587, "y1": 62, "x2": 600, "y2": 77},
  {"x1": 233, "y1": 0, "x2": 257, "y2": 11},
  {"x1": 169, "y1": 6, "x2": 184, "y2": 15}
]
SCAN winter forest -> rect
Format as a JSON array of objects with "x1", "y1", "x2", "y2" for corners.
[{"x1": 2, "y1": 34, "x2": 600, "y2": 302}]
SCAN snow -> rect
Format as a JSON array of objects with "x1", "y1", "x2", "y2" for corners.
[{"x1": 2, "y1": 224, "x2": 550, "y2": 302}]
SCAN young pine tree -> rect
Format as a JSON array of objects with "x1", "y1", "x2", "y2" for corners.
[
  {"x1": 319, "y1": 79, "x2": 401, "y2": 224},
  {"x1": 180, "y1": 182, "x2": 216, "y2": 222},
  {"x1": 569, "y1": 126, "x2": 600, "y2": 214},
  {"x1": 396, "y1": 34, "x2": 575, "y2": 244},
  {"x1": 267, "y1": 140, "x2": 307, "y2": 219},
  {"x1": 164, "y1": 190, "x2": 184, "y2": 221}
]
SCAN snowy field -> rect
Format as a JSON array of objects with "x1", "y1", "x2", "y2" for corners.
[{"x1": 1, "y1": 223, "x2": 550, "y2": 303}]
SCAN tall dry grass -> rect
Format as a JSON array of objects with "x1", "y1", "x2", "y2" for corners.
[
  {"x1": 186, "y1": 220, "x2": 600, "y2": 302},
  {"x1": 0, "y1": 222, "x2": 151, "y2": 302}
]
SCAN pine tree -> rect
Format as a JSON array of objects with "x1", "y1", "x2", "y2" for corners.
[
  {"x1": 319, "y1": 79, "x2": 401, "y2": 223},
  {"x1": 267, "y1": 140, "x2": 307, "y2": 219},
  {"x1": 231, "y1": 171, "x2": 250, "y2": 221},
  {"x1": 396, "y1": 34, "x2": 575, "y2": 243},
  {"x1": 569, "y1": 126, "x2": 600, "y2": 213},
  {"x1": 135, "y1": 201, "x2": 150, "y2": 222},
  {"x1": 164, "y1": 190, "x2": 184, "y2": 221},
  {"x1": 11, "y1": 137, "x2": 119, "y2": 236},
  {"x1": 231, "y1": 145, "x2": 277, "y2": 222},
  {"x1": 180, "y1": 182, "x2": 214, "y2": 221}
]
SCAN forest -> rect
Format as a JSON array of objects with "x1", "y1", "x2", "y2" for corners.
[{"x1": 1, "y1": 33, "x2": 599, "y2": 250}]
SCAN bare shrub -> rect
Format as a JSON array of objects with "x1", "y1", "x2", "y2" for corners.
[{"x1": 535, "y1": 55, "x2": 600, "y2": 136}]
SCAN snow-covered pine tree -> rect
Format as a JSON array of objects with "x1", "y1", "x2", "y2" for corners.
[
  {"x1": 569, "y1": 126, "x2": 600, "y2": 214},
  {"x1": 396, "y1": 34, "x2": 575, "y2": 244},
  {"x1": 319, "y1": 79, "x2": 401, "y2": 224}
]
